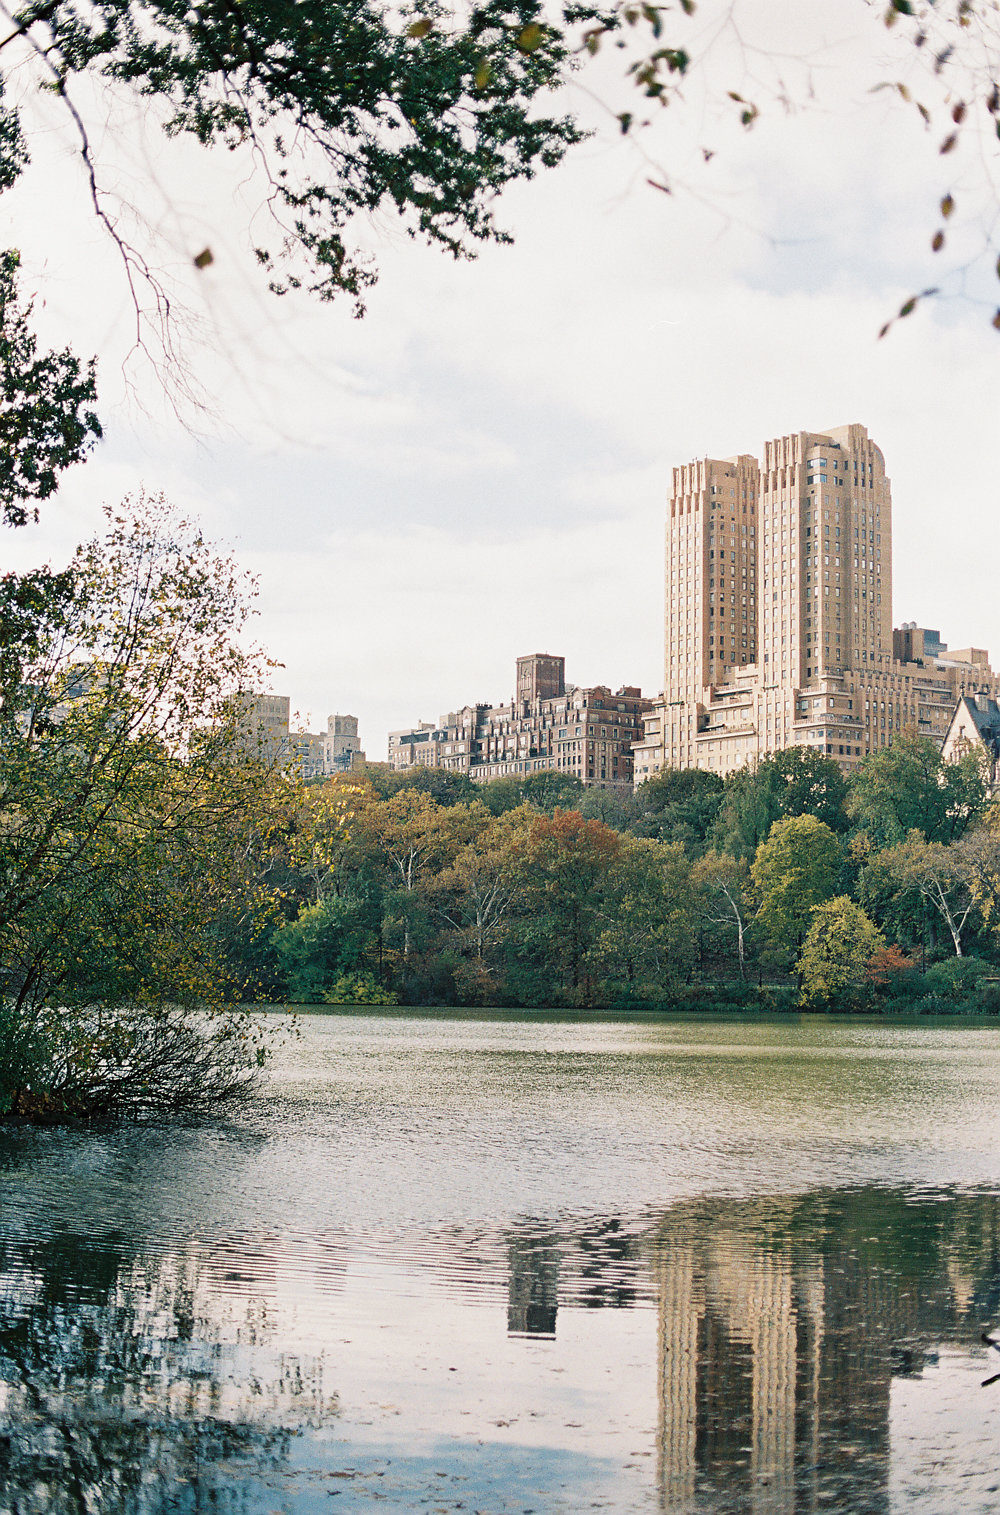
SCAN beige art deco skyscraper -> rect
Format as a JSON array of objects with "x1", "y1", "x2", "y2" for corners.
[
  {"x1": 757, "y1": 423, "x2": 892, "y2": 689},
  {"x1": 634, "y1": 423, "x2": 996, "y2": 780},
  {"x1": 665, "y1": 453, "x2": 760, "y2": 701}
]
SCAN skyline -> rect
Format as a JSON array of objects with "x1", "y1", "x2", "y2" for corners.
[{"x1": 4, "y1": 1, "x2": 1000, "y2": 759}]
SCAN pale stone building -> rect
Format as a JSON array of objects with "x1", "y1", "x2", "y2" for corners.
[
  {"x1": 233, "y1": 692, "x2": 291, "y2": 764},
  {"x1": 940, "y1": 693, "x2": 1000, "y2": 792},
  {"x1": 389, "y1": 653, "x2": 650, "y2": 790},
  {"x1": 634, "y1": 424, "x2": 999, "y2": 781},
  {"x1": 235, "y1": 697, "x2": 364, "y2": 778},
  {"x1": 323, "y1": 713, "x2": 364, "y2": 773},
  {"x1": 289, "y1": 713, "x2": 365, "y2": 779}
]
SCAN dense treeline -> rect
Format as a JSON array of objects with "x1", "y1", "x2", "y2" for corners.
[
  {"x1": 6, "y1": 501, "x2": 1000, "y2": 1128},
  {"x1": 252, "y1": 739, "x2": 1000, "y2": 1014}
]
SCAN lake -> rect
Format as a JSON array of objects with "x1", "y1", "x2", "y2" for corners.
[{"x1": 3, "y1": 1011, "x2": 1000, "y2": 1513}]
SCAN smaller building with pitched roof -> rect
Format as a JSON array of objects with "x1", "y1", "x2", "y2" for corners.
[{"x1": 941, "y1": 693, "x2": 1000, "y2": 792}]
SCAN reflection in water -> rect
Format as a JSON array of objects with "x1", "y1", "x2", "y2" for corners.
[
  {"x1": 649, "y1": 1192, "x2": 1000, "y2": 1513},
  {"x1": 0, "y1": 1191, "x2": 998, "y2": 1512},
  {"x1": 0, "y1": 1231, "x2": 335, "y2": 1515},
  {"x1": 507, "y1": 1231, "x2": 559, "y2": 1337},
  {"x1": 4, "y1": 1014, "x2": 1000, "y2": 1512}
]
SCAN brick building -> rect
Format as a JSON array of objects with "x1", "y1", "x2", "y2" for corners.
[{"x1": 389, "y1": 654, "x2": 650, "y2": 790}]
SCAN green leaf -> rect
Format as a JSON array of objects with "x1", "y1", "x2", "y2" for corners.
[
  {"x1": 516, "y1": 23, "x2": 544, "y2": 52},
  {"x1": 406, "y1": 18, "x2": 433, "y2": 38}
]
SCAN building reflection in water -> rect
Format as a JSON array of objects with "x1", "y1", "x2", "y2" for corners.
[
  {"x1": 507, "y1": 1231, "x2": 559, "y2": 1337},
  {"x1": 649, "y1": 1193, "x2": 1000, "y2": 1514}
]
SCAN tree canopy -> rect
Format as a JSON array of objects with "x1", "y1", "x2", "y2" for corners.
[
  {"x1": 847, "y1": 731, "x2": 989, "y2": 848},
  {"x1": 0, "y1": 0, "x2": 590, "y2": 316},
  {"x1": 798, "y1": 898, "x2": 885, "y2": 1009},
  {"x1": 0, "y1": 0, "x2": 997, "y2": 463},
  {"x1": 0, "y1": 496, "x2": 285, "y2": 1118},
  {"x1": 751, "y1": 814, "x2": 844, "y2": 964}
]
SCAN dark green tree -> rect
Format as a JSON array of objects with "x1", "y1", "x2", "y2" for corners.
[
  {"x1": 480, "y1": 768, "x2": 585, "y2": 816},
  {"x1": 0, "y1": 251, "x2": 101, "y2": 527},
  {"x1": 713, "y1": 748, "x2": 848, "y2": 858},
  {"x1": 361, "y1": 763, "x2": 479, "y2": 807},
  {"x1": 767, "y1": 747, "x2": 849, "y2": 832},
  {"x1": 631, "y1": 766, "x2": 723, "y2": 854},
  {"x1": 847, "y1": 732, "x2": 989, "y2": 848}
]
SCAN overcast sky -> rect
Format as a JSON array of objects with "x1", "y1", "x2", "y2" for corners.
[{"x1": 4, "y1": 0, "x2": 1000, "y2": 756}]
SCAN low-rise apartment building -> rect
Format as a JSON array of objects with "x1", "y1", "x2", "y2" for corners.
[
  {"x1": 291, "y1": 714, "x2": 366, "y2": 779},
  {"x1": 389, "y1": 654, "x2": 650, "y2": 790}
]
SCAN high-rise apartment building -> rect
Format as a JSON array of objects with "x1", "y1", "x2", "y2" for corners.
[
  {"x1": 635, "y1": 424, "x2": 998, "y2": 779},
  {"x1": 234, "y1": 692, "x2": 291, "y2": 763}
]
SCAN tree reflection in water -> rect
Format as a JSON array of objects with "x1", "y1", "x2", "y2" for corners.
[{"x1": 0, "y1": 1231, "x2": 334, "y2": 1515}]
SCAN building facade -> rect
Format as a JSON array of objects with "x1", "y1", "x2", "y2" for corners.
[
  {"x1": 235, "y1": 696, "x2": 364, "y2": 778},
  {"x1": 940, "y1": 693, "x2": 1000, "y2": 792},
  {"x1": 289, "y1": 713, "x2": 366, "y2": 779},
  {"x1": 634, "y1": 423, "x2": 1000, "y2": 781},
  {"x1": 234, "y1": 692, "x2": 291, "y2": 764},
  {"x1": 323, "y1": 713, "x2": 364, "y2": 773},
  {"x1": 389, "y1": 654, "x2": 650, "y2": 790}
]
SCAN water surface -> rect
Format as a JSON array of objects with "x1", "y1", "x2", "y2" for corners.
[{"x1": 3, "y1": 1012, "x2": 1000, "y2": 1512}]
